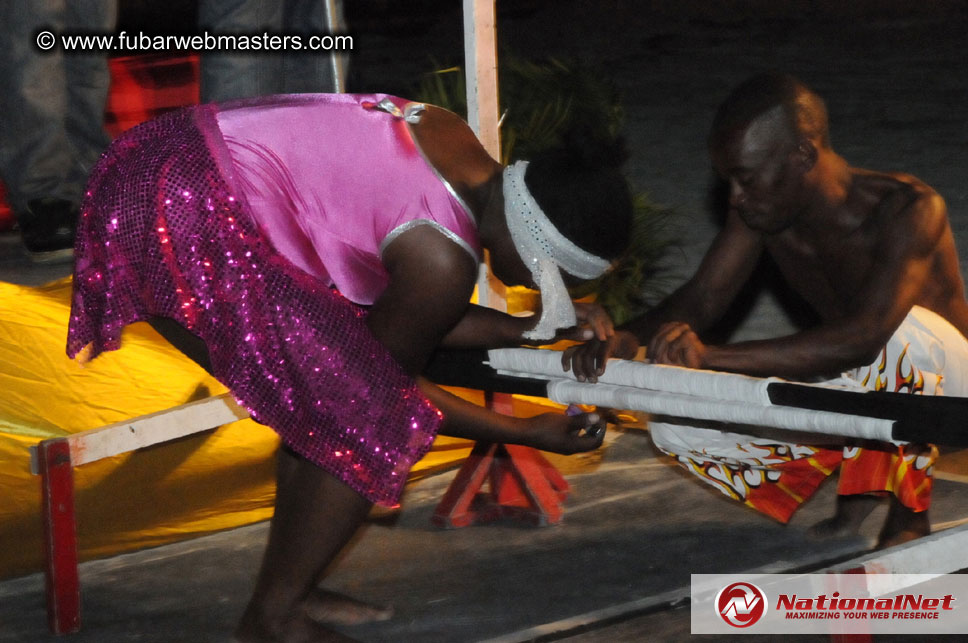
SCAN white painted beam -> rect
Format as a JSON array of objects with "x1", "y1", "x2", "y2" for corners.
[{"x1": 30, "y1": 393, "x2": 250, "y2": 473}]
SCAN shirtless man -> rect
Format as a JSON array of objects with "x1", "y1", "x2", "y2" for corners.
[{"x1": 565, "y1": 72, "x2": 968, "y2": 547}]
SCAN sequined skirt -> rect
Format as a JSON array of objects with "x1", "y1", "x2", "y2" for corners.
[{"x1": 67, "y1": 105, "x2": 442, "y2": 506}]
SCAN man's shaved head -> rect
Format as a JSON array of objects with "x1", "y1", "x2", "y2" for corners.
[
  {"x1": 707, "y1": 73, "x2": 834, "y2": 234},
  {"x1": 709, "y1": 73, "x2": 830, "y2": 153}
]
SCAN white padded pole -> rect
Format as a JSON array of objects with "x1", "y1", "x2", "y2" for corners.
[
  {"x1": 548, "y1": 380, "x2": 896, "y2": 442},
  {"x1": 489, "y1": 347, "x2": 782, "y2": 404},
  {"x1": 487, "y1": 347, "x2": 897, "y2": 442}
]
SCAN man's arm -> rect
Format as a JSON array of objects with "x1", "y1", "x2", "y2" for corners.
[
  {"x1": 626, "y1": 210, "x2": 766, "y2": 339},
  {"x1": 564, "y1": 210, "x2": 764, "y2": 380},
  {"x1": 661, "y1": 187, "x2": 949, "y2": 378}
]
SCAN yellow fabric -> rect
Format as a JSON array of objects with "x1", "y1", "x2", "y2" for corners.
[{"x1": 0, "y1": 279, "x2": 475, "y2": 579}]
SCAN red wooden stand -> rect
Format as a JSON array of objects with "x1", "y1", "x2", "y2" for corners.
[
  {"x1": 432, "y1": 442, "x2": 570, "y2": 528},
  {"x1": 38, "y1": 438, "x2": 81, "y2": 635},
  {"x1": 432, "y1": 393, "x2": 570, "y2": 528}
]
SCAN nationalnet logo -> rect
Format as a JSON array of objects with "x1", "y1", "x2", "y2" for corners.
[
  {"x1": 716, "y1": 582, "x2": 768, "y2": 627},
  {"x1": 693, "y1": 573, "x2": 968, "y2": 634},
  {"x1": 776, "y1": 590, "x2": 954, "y2": 621}
]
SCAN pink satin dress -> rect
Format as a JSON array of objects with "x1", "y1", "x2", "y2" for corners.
[{"x1": 215, "y1": 93, "x2": 480, "y2": 305}]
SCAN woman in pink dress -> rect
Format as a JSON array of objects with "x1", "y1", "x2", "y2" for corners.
[{"x1": 68, "y1": 93, "x2": 633, "y2": 641}]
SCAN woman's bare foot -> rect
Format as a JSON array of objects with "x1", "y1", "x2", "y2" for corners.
[
  {"x1": 807, "y1": 494, "x2": 882, "y2": 540},
  {"x1": 303, "y1": 588, "x2": 393, "y2": 626},
  {"x1": 876, "y1": 498, "x2": 930, "y2": 549},
  {"x1": 234, "y1": 607, "x2": 360, "y2": 643}
]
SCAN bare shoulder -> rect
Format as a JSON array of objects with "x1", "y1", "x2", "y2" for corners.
[
  {"x1": 408, "y1": 104, "x2": 500, "y2": 187},
  {"x1": 382, "y1": 221, "x2": 478, "y2": 285},
  {"x1": 853, "y1": 169, "x2": 948, "y2": 244},
  {"x1": 413, "y1": 105, "x2": 482, "y2": 148}
]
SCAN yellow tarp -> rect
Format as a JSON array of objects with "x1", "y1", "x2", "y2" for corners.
[{"x1": 0, "y1": 279, "x2": 479, "y2": 579}]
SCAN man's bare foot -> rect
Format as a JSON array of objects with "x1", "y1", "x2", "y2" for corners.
[
  {"x1": 807, "y1": 494, "x2": 882, "y2": 540},
  {"x1": 303, "y1": 588, "x2": 393, "y2": 626},
  {"x1": 876, "y1": 498, "x2": 930, "y2": 549},
  {"x1": 234, "y1": 608, "x2": 359, "y2": 643}
]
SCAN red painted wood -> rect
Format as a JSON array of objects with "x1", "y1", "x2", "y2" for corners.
[
  {"x1": 828, "y1": 567, "x2": 871, "y2": 643},
  {"x1": 39, "y1": 439, "x2": 81, "y2": 634},
  {"x1": 432, "y1": 442, "x2": 498, "y2": 528},
  {"x1": 433, "y1": 390, "x2": 571, "y2": 527}
]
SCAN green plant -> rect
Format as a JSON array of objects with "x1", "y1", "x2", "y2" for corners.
[
  {"x1": 414, "y1": 58, "x2": 623, "y2": 164},
  {"x1": 413, "y1": 57, "x2": 678, "y2": 325}
]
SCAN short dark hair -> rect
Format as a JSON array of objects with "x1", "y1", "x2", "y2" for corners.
[
  {"x1": 524, "y1": 129, "x2": 633, "y2": 263},
  {"x1": 709, "y1": 72, "x2": 831, "y2": 151}
]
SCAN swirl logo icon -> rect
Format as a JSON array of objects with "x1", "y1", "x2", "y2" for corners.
[{"x1": 716, "y1": 581, "x2": 768, "y2": 628}]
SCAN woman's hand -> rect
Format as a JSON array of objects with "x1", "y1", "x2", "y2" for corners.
[
  {"x1": 422, "y1": 378, "x2": 615, "y2": 454},
  {"x1": 520, "y1": 410, "x2": 609, "y2": 454},
  {"x1": 561, "y1": 329, "x2": 641, "y2": 382}
]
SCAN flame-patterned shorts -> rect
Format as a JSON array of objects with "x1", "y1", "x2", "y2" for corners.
[{"x1": 649, "y1": 306, "x2": 968, "y2": 522}]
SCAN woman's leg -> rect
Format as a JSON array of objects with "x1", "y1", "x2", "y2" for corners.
[
  {"x1": 235, "y1": 447, "x2": 373, "y2": 643},
  {"x1": 146, "y1": 319, "x2": 391, "y2": 633}
]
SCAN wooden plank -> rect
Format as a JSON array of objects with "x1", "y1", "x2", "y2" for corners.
[
  {"x1": 463, "y1": 0, "x2": 505, "y2": 311},
  {"x1": 463, "y1": 0, "x2": 500, "y2": 159},
  {"x1": 30, "y1": 393, "x2": 249, "y2": 472}
]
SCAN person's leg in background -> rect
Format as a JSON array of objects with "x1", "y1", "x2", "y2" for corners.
[
  {"x1": 64, "y1": 0, "x2": 116, "y2": 205},
  {"x1": 281, "y1": 0, "x2": 346, "y2": 93},
  {"x1": 0, "y1": 0, "x2": 116, "y2": 263},
  {"x1": 199, "y1": 0, "x2": 346, "y2": 103},
  {"x1": 197, "y1": 0, "x2": 283, "y2": 102}
]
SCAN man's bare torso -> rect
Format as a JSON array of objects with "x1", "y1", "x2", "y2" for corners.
[{"x1": 763, "y1": 169, "x2": 968, "y2": 337}]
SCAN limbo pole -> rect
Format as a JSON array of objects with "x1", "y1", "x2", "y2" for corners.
[{"x1": 425, "y1": 348, "x2": 968, "y2": 447}]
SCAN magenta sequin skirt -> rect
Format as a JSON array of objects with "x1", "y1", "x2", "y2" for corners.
[{"x1": 67, "y1": 105, "x2": 442, "y2": 506}]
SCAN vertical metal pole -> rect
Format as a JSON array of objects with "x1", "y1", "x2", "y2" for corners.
[{"x1": 323, "y1": 0, "x2": 347, "y2": 92}]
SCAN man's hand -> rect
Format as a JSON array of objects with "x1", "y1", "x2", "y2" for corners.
[
  {"x1": 648, "y1": 321, "x2": 708, "y2": 368},
  {"x1": 561, "y1": 329, "x2": 641, "y2": 382},
  {"x1": 521, "y1": 410, "x2": 609, "y2": 454}
]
